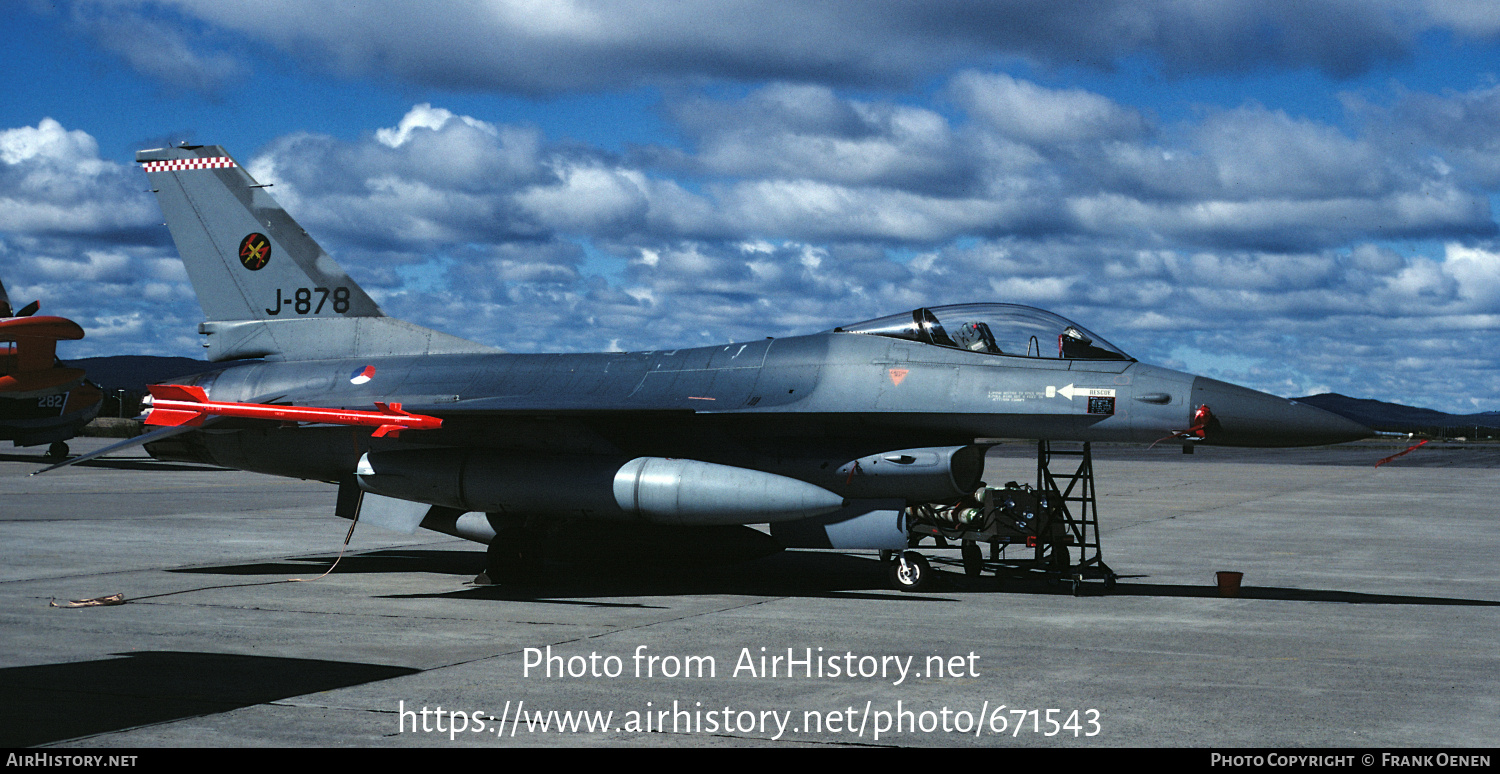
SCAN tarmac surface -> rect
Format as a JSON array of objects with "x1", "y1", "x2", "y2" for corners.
[{"x1": 2, "y1": 437, "x2": 1496, "y2": 748}]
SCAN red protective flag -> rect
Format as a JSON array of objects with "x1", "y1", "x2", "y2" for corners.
[{"x1": 1374, "y1": 439, "x2": 1428, "y2": 468}]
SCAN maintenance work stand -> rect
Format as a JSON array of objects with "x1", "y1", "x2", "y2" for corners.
[{"x1": 891, "y1": 441, "x2": 1119, "y2": 594}]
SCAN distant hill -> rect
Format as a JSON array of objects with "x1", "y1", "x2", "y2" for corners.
[
  {"x1": 62, "y1": 355, "x2": 221, "y2": 392},
  {"x1": 1296, "y1": 393, "x2": 1500, "y2": 434}
]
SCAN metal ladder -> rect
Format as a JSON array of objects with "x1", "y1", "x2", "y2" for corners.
[{"x1": 1036, "y1": 440, "x2": 1116, "y2": 590}]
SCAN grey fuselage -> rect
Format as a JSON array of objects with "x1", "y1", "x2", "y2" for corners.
[{"x1": 154, "y1": 329, "x2": 1365, "y2": 488}]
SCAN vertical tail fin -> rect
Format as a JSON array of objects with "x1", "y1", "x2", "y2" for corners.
[
  {"x1": 137, "y1": 145, "x2": 495, "y2": 362},
  {"x1": 138, "y1": 146, "x2": 382, "y2": 322}
]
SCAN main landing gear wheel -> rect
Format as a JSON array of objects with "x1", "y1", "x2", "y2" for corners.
[
  {"x1": 889, "y1": 551, "x2": 932, "y2": 592},
  {"x1": 46, "y1": 442, "x2": 68, "y2": 461}
]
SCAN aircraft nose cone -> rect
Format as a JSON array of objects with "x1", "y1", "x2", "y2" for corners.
[{"x1": 1191, "y1": 377, "x2": 1373, "y2": 447}]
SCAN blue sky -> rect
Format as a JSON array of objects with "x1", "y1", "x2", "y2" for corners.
[{"x1": 3, "y1": 1, "x2": 1499, "y2": 413}]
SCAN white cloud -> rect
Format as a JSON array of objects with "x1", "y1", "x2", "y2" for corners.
[
  {"x1": 515, "y1": 163, "x2": 650, "y2": 234},
  {"x1": 950, "y1": 72, "x2": 1147, "y2": 146},
  {"x1": 1394, "y1": 243, "x2": 1500, "y2": 311},
  {"x1": 33, "y1": 250, "x2": 132, "y2": 282},
  {"x1": 1418, "y1": 0, "x2": 1500, "y2": 36},
  {"x1": 68, "y1": 2, "x2": 245, "y2": 96},
  {"x1": 0, "y1": 119, "x2": 157, "y2": 235},
  {"x1": 75, "y1": 1, "x2": 1487, "y2": 92},
  {"x1": 1352, "y1": 82, "x2": 1500, "y2": 189},
  {"x1": 0, "y1": 118, "x2": 101, "y2": 166},
  {"x1": 375, "y1": 103, "x2": 497, "y2": 148},
  {"x1": 665, "y1": 84, "x2": 972, "y2": 193}
]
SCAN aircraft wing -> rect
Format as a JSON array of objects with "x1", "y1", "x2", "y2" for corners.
[
  {"x1": 399, "y1": 395, "x2": 699, "y2": 416},
  {"x1": 30, "y1": 422, "x2": 210, "y2": 475},
  {"x1": 0, "y1": 315, "x2": 84, "y2": 340}
]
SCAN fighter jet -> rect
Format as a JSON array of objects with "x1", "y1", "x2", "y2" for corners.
[
  {"x1": 51, "y1": 144, "x2": 1371, "y2": 587},
  {"x1": 1, "y1": 278, "x2": 102, "y2": 460}
]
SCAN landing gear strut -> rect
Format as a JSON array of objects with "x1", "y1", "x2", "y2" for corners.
[
  {"x1": 888, "y1": 551, "x2": 932, "y2": 592},
  {"x1": 482, "y1": 513, "x2": 543, "y2": 585}
]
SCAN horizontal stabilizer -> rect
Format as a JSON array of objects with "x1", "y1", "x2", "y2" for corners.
[{"x1": 30, "y1": 423, "x2": 208, "y2": 476}]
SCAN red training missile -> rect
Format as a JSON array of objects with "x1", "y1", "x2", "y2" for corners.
[{"x1": 144, "y1": 384, "x2": 442, "y2": 438}]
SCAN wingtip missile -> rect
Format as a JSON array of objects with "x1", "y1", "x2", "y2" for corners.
[{"x1": 143, "y1": 385, "x2": 443, "y2": 436}]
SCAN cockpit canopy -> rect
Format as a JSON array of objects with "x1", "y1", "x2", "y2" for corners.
[{"x1": 833, "y1": 303, "x2": 1132, "y2": 361}]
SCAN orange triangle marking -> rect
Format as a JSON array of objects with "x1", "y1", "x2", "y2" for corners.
[{"x1": 889, "y1": 368, "x2": 909, "y2": 386}]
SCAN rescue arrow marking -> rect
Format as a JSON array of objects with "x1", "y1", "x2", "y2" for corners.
[{"x1": 1046, "y1": 384, "x2": 1116, "y2": 401}]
